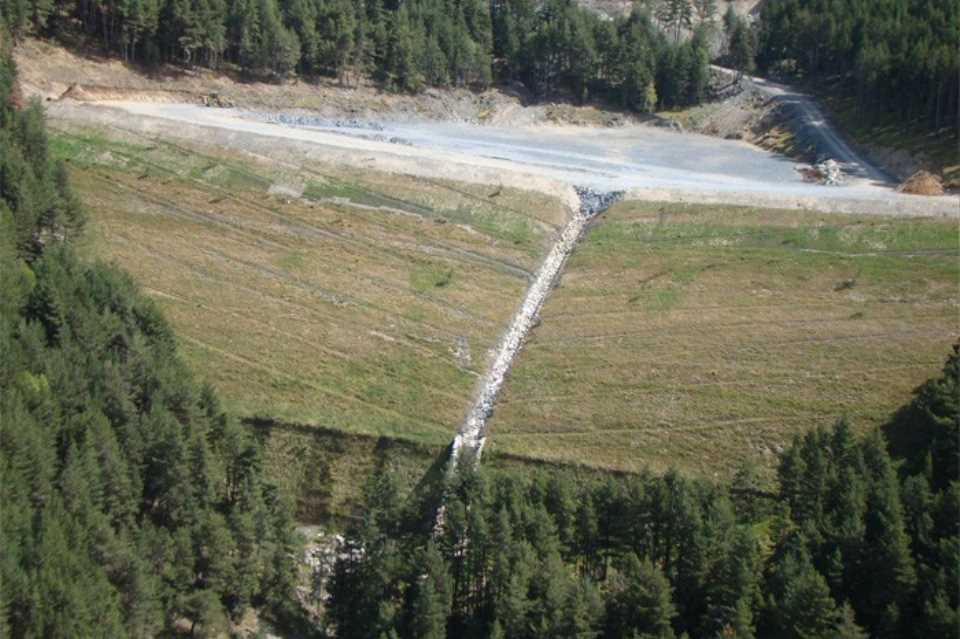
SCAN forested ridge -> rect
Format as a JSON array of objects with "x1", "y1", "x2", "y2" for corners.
[
  {"x1": 0, "y1": 38, "x2": 300, "y2": 636},
  {"x1": 757, "y1": 0, "x2": 959, "y2": 135},
  {"x1": 328, "y1": 349, "x2": 959, "y2": 639},
  {"x1": 0, "y1": 0, "x2": 724, "y2": 109}
]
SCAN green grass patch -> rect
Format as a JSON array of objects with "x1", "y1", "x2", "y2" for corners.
[{"x1": 410, "y1": 261, "x2": 455, "y2": 292}]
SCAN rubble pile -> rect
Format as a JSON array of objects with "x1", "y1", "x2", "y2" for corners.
[
  {"x1": 897, "y1": 171, "x2": 944, "y2": 196},
  {"x1": 797, "y1": 158, "x2": 845, "y2": 185},
  {"x1": 256, "y1": 112, "x2": 385, "y2": 131}
]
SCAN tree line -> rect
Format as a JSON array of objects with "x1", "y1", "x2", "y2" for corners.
[
  {"x1": 0, "y1": 38, "x2": 301, "y2": 637},
  {"x1": 756, "y1": 0, "x2": 959, "y2": 133},
  {"x1": 327, "y1": 346, "x2": 959, "y2": 639},
  {"x1": 0, "y1": 0, "x2": 720, "y2": 110}
]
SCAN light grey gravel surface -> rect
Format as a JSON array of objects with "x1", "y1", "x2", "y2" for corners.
[{"x1": 69, "y1": 101, "x2": 959, "y2": 217}]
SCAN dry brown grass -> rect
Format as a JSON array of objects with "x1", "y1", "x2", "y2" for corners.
[
  {"x1": 56, "y1": 126, "x2": 569, "y2": 446},
  {"x1": 487, "y1": 201, "x2": 959, "y2": 480},
  {"x1": 898, "y1": 171, "x2": 945, "y2": 196}
]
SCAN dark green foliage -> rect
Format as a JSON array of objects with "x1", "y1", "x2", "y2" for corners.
[
  {"x1": 0, "y1": 45, "x2": 298, "y2": 636},
  {"x1": 761, "y1": 544, "x2": 840, "y2": 639},
  {"x1": 328, "y1": 346, "x2": 959, "y2": 638},
  {"x1": 657, "y1": 0, "x2": 693, "y2": 44},
  {"x1": 1, "y1": 0, "x2": 710, "y2": 110},
  {"x1": 757, "y1": 0, "x2": 959, "y2": 135},
  {"x1": 0, "y1": 41, "x2": 83, "y2": 261},
  {"x1": 604, "y1": 554, "x2": 676, "y2": 638},
  {"x1": 885, "y1": 342, "x2": 960, "y2": 491},
  {"x1": 727, "y1": 13, "x2": 755, "y2": 79}
]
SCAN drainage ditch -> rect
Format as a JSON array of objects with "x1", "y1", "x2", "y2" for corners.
[{"x1": 447, "y1": 186, "x2": 622, "y2": 473}]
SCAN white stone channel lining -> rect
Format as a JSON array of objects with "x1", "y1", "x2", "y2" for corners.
[{"x1": 447, "y1": 188, "x2": 621, "y2": 474}]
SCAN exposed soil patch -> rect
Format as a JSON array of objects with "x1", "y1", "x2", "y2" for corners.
[
  {"x1": 898, "y1": 171, "x2": 945, "y2": 197},
  {"x1": 16, "y1": 37, "x2": 642, "y2": 128}
]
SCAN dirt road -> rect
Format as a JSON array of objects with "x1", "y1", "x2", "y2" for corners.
[{"x1": 711, "y1": 66, "x2": 892, "y2": 183}]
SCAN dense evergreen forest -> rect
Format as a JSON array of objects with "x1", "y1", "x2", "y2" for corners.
[
  {"x1": 757, "y1": 0, "x2": 960, "y2": 134},
  {"x1": 0, "y1": 0, "x2": 722, "y2": 109},
  {"x1": 0, "y1": 39, "x2": 300, "y2": 637},
  {"x1": 328, "y1": 349, "x2": 959, "y2": 639}
]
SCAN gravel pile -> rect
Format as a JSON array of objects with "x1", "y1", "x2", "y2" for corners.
[{"x1": 253, "y1": 111, "x2": 385, "y2": 131}]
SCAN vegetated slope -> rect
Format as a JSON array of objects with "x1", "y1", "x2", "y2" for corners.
[
  {"x1": 0, "y1": 47, "x2": 300, "y2": 637},
  {"x1": 49, "y1": 121, "x2": 570, "y2": 446},
  {"x1": 488, "y1": 201, "x2": 958, "y2": 478},
  {"x1": 325, "y1": 350, "x2": 958, "y2": 639}
]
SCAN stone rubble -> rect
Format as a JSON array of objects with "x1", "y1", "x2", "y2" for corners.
[
  {"x1": 253, "y1": 112, "x2": 386, "y2": 131},
  {"x1": 797, "y1": 158, "x2": 846, "y2": 186},
  {"x1": 447, "y1": 187, "x2": 622, "y2": 473}
]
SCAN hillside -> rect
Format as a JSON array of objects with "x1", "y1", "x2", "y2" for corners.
[
  {"x1": 4, "y1": 0, "x2": 960, "y2": 636},
  {"x1": 0, "y1": 41, "x2": 303, "y2": 637}
]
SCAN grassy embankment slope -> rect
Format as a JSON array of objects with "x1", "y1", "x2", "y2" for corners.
[
  {"x1": 53, "y1": 121, "x2": 958, "y2": 515},
  {"x1": 488, "y1": 201, "x2": 959, "y2": 479},
  {"x1": 51, "y1": 124, "x2": 570, "y2": 518}
]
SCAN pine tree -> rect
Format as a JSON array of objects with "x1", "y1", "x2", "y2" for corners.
[
  {"x1": 691, "y1": 0, "x2": 716, "y2": 26},
  {"x1": 702, "y1": 526, "x2": 759, "y2": 638},
  {"x1": 410, "y1": 542, "x2": 452, "y2": 639},
  {"x1": 763, "y1": 546, "x2": 839, "y2": 639},
  {"x1": 835, "y1": 603, "x2": 868, "y2": 639},
  {"x1": 728, "y1": 17, "x2": 755, "y2": 79},
  {"x1": 855, "y1": 431, "x2": 917, "y2": 637},
  {"x1": 657, "y1": 0, "x2": 693, "y2": 43},
  {"x1": 604, "y1": 553, "x2": 676, "y2": 639}
]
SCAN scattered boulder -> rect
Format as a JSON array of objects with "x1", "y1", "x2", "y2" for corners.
[
  {"x1": 649, "y1": 116, "x2": 683, "y2": 132},
  {"x1": 897, "y1": 170, "x2": 944, "y2": 196},
  {"x1": 202, "y1": 92, "x2": 235, "y2": 108}
]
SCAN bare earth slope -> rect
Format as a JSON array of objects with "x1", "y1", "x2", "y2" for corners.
[{"x1": 14, "y1": 37, "x2": 633, "y2": 127}]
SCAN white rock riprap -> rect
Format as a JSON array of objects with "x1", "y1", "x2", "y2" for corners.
[{"x1": 447, "y1": 187, "x2": 622, "y2": 473}]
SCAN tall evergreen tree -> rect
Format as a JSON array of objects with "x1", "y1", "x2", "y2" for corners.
[{"x1": 604, "y1": 553, "x2": 676, "y2": 639}]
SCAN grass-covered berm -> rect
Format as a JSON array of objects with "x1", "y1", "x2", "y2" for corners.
[
  {"x1": 51, "y1": 124, "x2": 570, "y2": 451},
  {"x1": 489, "y1": 201, "x2": 959, "y2": 479}
]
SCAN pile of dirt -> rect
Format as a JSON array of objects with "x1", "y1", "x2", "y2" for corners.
[
  {"x1": 666, "y1": 73, "x2": 779, "y2": 146},
  {"x1": 897, "y1": 171, "x2": 944, "y2": 196},
  {"x1": 59, "y1": 83, "x2": 200, "y2": 104}
]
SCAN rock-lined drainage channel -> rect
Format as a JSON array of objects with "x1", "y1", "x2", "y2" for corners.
[{"x1": 447, "y1": 187, "x2": 622, "y2": 474}]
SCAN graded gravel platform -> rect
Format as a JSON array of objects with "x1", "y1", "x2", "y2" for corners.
[{"x1": 54, "y1": 100, "x2": 959, "y2": 218}]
